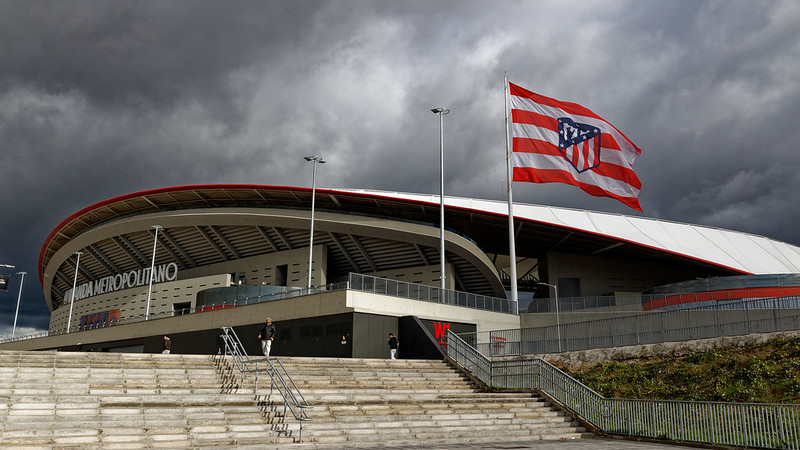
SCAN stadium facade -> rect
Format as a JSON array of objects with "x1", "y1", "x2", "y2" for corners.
[{"x1": 24, "y1": 184, "x2": 800, "y2": 357}]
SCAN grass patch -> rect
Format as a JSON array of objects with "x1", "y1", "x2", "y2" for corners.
[{"x1": 559, "y1": 336, "x2": 800, "y2": 403}]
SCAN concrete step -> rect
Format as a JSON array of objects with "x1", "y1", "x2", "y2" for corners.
[
  {"x1": 312, "y1": 404, "x2": 554, "y2": 418},
  {"x1": 0, "y1": 350, "x2": 591, "y2": 447},
  {"x1": 289, "y1": 434, "x2": 595, "y2": 449},
  {"x1": 300, "y1": 414, "x2": 578, "y2": 428},
  {"x1": 303, "y1": 427, "x2": 591, "y2": 445},
  {"x1": 283, "y1": 373, "x2": 469, "y2": 380}
]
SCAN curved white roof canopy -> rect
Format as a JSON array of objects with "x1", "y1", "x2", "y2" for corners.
[
  {"x1": 342, "y1": 189, "x2": 800, "y2": 275},
  {"x1": 41, "y1": 184, "x2": 800, "y2": 312}
]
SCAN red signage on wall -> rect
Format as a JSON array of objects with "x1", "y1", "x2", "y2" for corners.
[
  {"x1": 79, "y1": 309, "x2": 121, "y2": 330},
  {"x1": 433, "y1": 321, "x2": 451, "y2": 349}
]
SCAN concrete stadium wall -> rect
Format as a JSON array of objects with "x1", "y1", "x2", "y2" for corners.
[
  {"x1": 5, "y1": 289, "x2": 518, "y2": 358},
  {"x1": 365, "y1": 263, "x2": 455, "y2": 291},
  {"x1": 352, "y1": 313, "x2": 399, "y2": 359},
  {"x1": 544, "y1": 252, "x2": 703, "y2": 297},
  {"x1": 12, "y1": 290, "x2": 351, "y2": 352},
  {"x1": 346, "y1": 290, "x2": 519, "y2": 333},
  {"x1": 49, "y1": 274, "x2": 231, "y2": 333},
  {"x1": 178, "y1": 245, "x2": 327, "y2": 289},
  {"x1": 48, "y1": 246, "x2": 329, "y2": 333}
]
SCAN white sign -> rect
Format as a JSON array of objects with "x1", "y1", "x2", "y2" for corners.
[{"x1": 63, "y1": 262, "x2": 179, "y2": 303}]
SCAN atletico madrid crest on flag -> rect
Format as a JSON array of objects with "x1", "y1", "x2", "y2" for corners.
[
  {"x1": 558, "y1": 118, "x2": 601, "y2": 173},
  {"x1": 509, "y1": 81, "x2": 643, "y2": 211}
]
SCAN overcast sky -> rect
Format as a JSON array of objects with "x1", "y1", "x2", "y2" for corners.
[{"x1": 1, "y1": 0, "x2": 799, "y2": 336}]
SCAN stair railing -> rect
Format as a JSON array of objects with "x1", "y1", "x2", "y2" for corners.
[
  {"x1": 219, "y1": 327, "x2": 312, "y2": 442},
  {"x1": 445, "y1": 329, "x2": 800, "y2": 450},
  {"x1": 220, "y1": 326, "x2": 251, "y2": 386},
  {"x1": 256, "y1": 357, "x2": 312, "y2": 425}
]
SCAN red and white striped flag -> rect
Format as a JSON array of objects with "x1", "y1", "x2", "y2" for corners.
[{"x1": 509, "y1": 82, "x2": 643, "y2": 211}]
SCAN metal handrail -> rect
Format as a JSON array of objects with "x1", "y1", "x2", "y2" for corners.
[
  {"x1": 219, "y1": 327, "x2": 312, "y2": 442},
  {"x1": 347, "y1": 272, "x2": 515, "y2": 313},
  {"x1": 445, "y1": 329, "x2": 800, "y2": 449},
  {"x1": 257, "y1": 357, "x2": 312, "y2": 425},
  {"x1": 219, "y1": 327, "x2": 251, "y2": 386}
]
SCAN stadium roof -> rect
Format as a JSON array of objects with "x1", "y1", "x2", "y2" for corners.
[
  {"x1": 347, "y1": 189, "x2": 800, "y2": 276},
  {"x1": 39, "y1": 185, "x2": 800, "y2": 309}
]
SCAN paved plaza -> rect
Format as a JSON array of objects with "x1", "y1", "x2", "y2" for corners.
[
  {"x1": 378, "y1": 438, "x2": 702, "y2": 449},
  {"x1": 292, "y1": 437, "x2": 703, "y2": 450}
]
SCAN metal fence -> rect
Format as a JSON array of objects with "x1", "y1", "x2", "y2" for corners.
[
  {"x1": 523, "y1": 290, "x2": 800, "y2": 314},
  {"x1": 445, "y1": 330, "x2": 800, "y2": 449},
  {"x1": 0, "y1": 285, "x2": 324, "y2": 343},
  {"x1": 347, "y1": 273, "x2": 514, "y2": 313},
  {"x1": 0, "y1": 273, "x2": 514, "y2": 343},
  {"x1": 463, "y1": 295, "x2": 800, "y2": 356}
]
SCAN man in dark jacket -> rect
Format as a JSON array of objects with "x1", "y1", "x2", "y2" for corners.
[
  {"x1": 258, "y1": 318, "x2": 276, "y2": 357},
  {"x1": 387, "y1": 333, "x2": 399, "y2": 359}
]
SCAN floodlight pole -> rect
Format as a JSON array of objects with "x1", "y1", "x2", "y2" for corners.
[
  {"x1": 431, "y1": 107, "x2": 450, "y2": 296},
  {"x1": 145, "y1": 225, "x2": 163, "y2": 321},
  {"x1": 12, "y1": 272, "x2": 26, "y2": 338},
  {"x1": 304, "y1": 156, "x2": 325, "y2": 290},
  {"x1": 538, "y1": 282, "x2": 561, "y2": 352},
  {"x1": 1, "y1": 265, "x2": 17, "y2": 332},
  {"x1": 67, "y1": 252, "x2": 82, "y2": 333}
]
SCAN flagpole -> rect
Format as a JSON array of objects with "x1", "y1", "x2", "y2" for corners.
[{"x1": 504, "y1": 73, "x2": 519, "y2": 314}]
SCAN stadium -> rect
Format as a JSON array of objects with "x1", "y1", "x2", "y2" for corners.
[{"x1": 18, "y1": 184, "x2": 800, "y2": 357}]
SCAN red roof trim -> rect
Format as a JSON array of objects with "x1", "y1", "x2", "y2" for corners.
[
  {"x1": 38, "y1": 184, "x2": 303, "y2": 283},
  {"x1": 352, "y1": 191, "x2": 753, "y2": 277},
  {"x1": 38, "y1": 184, "x2": 752, "y2": 284}
]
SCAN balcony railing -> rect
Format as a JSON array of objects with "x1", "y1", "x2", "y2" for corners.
[{"x1": 1, "y1": 273, "x2": 515, "y2": 342}]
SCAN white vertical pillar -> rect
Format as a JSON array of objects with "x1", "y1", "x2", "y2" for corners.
[
  {"x1": 145, "y1": 225, "x2": 163, "y2": 320},
  {"x1": 12, "y1": 271, "x2": 25, "y2": 338},
  {"x1": 431, "y1": 107, "x2": 450, "y2": 297},
  {"x1": 504, "y1": 74, "x2": 519, "y2": 314},
  {"x1": 67, "y1": 252, "x2": 82, "y2": 333},
  {"x1": 304, "y1": 156, "x2": 325, "y2": 290}
]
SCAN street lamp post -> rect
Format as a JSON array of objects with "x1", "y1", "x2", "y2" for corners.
[
  {"x1": 145, "y1": 225, "x2": 163, "y2": 320},
  {"x1": 431, "y1": 107, "x2": 449, "y2": 296},
  {"x1": 67, "y1": 252, "x2": 82, "y2": 333},
  {"x1": 12, "y1": 271, "x2": 26, "y2": 338},
  {"x1": 304, "y1": 155, "x2": 325, "y2": 290},
  {"x1": 0, "y1": 263, "x2": 14, "y2": 281},
  {"x1": 1, "y1": 264, "x2": 17, "y2": 335},
  {"x1": 538, "y1": 282, "x2": 561, "y2": 352}
]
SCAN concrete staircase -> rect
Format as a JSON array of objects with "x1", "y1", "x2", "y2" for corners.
[
  {"x1": 0, "y1": 350, "x2": 593, "y2": 448},
  {"x1": 0, "y1": 350, "x2": 283, "y2": 447},
  {"x1": 233, "y1": 357, "x2": 593, "y2": 447}
]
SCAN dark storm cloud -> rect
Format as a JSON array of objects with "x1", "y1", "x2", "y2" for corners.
[
  {"x1": 1, "y1": 0, "x2": 798, "y2": 335},
  {"x1": 0, "y1": 2, "x2": 311, "y2": 113},
  {"x1": 616, "y1": 1, "x2": 800, "y2": 241}
]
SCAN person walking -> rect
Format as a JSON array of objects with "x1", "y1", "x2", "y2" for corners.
[
  {"x1": 162, "y1": 335, "x2": 171, "y2": 354},
  {"x1": 258, "y1": 318, "x2": 277, "y2": 357},
  {"x1": 387, "y1": 333, "x2": 399, "y2": 359}
]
